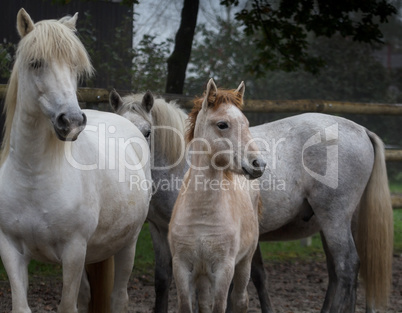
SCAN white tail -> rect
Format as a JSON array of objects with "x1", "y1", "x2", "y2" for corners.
[{"x1": 357, "y1": 130, "x2": 393, "y2": 309}]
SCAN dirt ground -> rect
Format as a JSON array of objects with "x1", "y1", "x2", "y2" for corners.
[{"x1": 1, "y1": 256, "x2": 401, "y2": 313}]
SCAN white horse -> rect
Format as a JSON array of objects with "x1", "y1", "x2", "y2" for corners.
[
  {"x1": 111, "y1": 81, "x2": 393, "y2": 313},
  {"x1": 0, "y1": 9, "x2": 151, "y2": 313},
  {"x1": 169, "y1": 79, "x2": 265, "y2": 312}
]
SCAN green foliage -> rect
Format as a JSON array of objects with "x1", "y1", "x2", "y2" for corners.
[
  {"x1": 132, "y1": 35, "x2": 172, "y2": 93},
  {"x1": 77, "y1": 11, "x2": 171, "y2": 91},
  {"x1": 221, "y1": 0, "x2": 397, "y2": 74},
  {"x1": 187, "y1": 18, "x2": 389, "y2": 103},
  {"x1": 76, "y1": 11, "x2": 98, "y2": 87},
  {"x1": 0, "y1": 42, "x2": 16, "y2": 82},
  {"x1": 186, "y1": 19, "x2": 252, "y2": 95},
  {"x1": 253, "y1": 36, "x2": 389, "y2": 102}
]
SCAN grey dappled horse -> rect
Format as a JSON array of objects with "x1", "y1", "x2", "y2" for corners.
[{"x1": 110, "y1": 90, "x2": 393, "y2": 313}]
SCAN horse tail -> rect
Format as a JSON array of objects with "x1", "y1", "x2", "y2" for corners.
[
  {"x1": 357, "y1": 130, "x2": 393, "y2": 309},
  {"x1": 86, "y1": 257, "x2": 115, "y2": 313}
]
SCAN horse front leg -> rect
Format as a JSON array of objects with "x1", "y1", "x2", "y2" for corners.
[
  {"x1": 172, "y1": 257, "x2": 193, "y2": 313},
  {"x1": 58, "y1": 239, "x2": 88, "y2": 313},
  {"x1": 0, "y1": 236, "x2": 31, "y2": 313},
  {"x1": 230, "y1": 257, "x2": 253, "y2": 313},
  {"x1": 149, "y1": 221, "x2": 172, "y2": 313},
  {"x1": 211, "y1": 262, "x2": 235, "y2": 313},
  {"x1": 250, "y1": 244, "x2": 274, "y2": 313}
]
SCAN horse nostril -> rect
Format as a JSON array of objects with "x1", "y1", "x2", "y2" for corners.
[
  {"x1": 252, "y1": 158, "x2": 266, "y2": 170},
  {"x1": 81, "y1": 112, "x2": 87, "y2": 126},
  {"x1": 57, "y1": 113, "x2": 70, "y2": 129}
]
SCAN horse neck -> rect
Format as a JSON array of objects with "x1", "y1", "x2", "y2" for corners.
[
  {"x1": 8, "y1": 96, "x2": 63, "y2": 171},
  {"x1": 187, "y1": 142, "x2": 228, "y2": 184},
  {"x1": 182, "y1": 163, "x2": 235, "y2": 224}
]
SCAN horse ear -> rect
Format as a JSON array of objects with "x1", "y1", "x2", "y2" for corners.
[
  {"x1": 142, "y1": 91, "x2": 154, "y2": 113},
  {"x1": 109, "y1": 89, "x2": 123, "y2": 112},
  {"x1": 59, "y1": 12, "x2": 78, "y2": 30},
  {"x1": 235, "y1": 81, "x2": 245, "y2": 99},
  {"x1": 17, "y1": 8, "x2": 35, "y2": 38},
  {"x1": 202, "y1": 78, "x2": 217, "y2": 112}
]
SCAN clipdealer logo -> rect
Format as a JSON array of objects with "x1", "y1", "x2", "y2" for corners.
[{"x1": 302, "y1": 123, "x2": 338, "y2": 189}]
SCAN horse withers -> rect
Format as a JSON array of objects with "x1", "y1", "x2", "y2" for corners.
[
  {"x1": 0, "y1": 9, "x2": 151, "y2": 313},
  {"x1": 168, "y1": 79, "x2": 266, "y2": 312}
]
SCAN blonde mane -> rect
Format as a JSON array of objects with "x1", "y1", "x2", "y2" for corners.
[
  {"x1": 186, "y1": 88, "x2": 244, "y2": 143},
  {"x1": 121, "y1": 94, "x2": 188, "y2": 165},
  {"x1": 0, "y1": 17, "x2": 93, "y2": 165}
]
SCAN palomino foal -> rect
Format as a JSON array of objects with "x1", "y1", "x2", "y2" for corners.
[{"x1": 168, "y1": 79, "x2": 266, "y2": 313}]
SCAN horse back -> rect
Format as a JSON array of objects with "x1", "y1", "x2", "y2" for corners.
[{"x1": 251, "y1": 113, "x2": 374, "y2": 236}]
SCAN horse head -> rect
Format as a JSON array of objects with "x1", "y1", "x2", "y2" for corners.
[
  {"x1": 14, "y1": 8, "x2": 92, "y2": 141},
  {"x1": 109, "y1": 90, "x2": 153, "y2": 143},
  {"x1": 187, "y1": 78, "x2": 266, "y2": 179}
]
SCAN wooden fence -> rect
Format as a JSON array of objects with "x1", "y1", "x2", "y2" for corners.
[{"x1": 1, "y1": 84, "x2": 402, "y2": 208}]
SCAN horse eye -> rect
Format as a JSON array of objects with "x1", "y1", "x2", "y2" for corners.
[
  {"x1": 217, "y1": 122, "x2": 229, "y2": 130},
  {"x1": 144, "y1": 130, "x2": 151, "y2": 138},
  {"x1": 30, "y1": 59, "x2": 43, "y2": 69}
]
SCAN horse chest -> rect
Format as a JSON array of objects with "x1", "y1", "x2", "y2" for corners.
[
  {"x1": 170, "y1": 197, "x2": 241, "y2": 256},
  {"x1": 0, "y1": 169, "x2": 96, "y2": 245}
]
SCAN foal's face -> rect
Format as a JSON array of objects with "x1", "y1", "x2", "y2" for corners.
[{"x1": 195, "y1": 102, "x2": 265, "y2": 179}]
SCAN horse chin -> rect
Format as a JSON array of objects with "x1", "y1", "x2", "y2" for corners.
[
  {"x1": 242, "y1": 166, "x2": 263, "y2": 180},
  {"x1": 54, "y1": 126, "x2": 84, "y2": 141}
]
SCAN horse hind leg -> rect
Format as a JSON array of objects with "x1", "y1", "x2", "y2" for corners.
[
  {"x1": 319, "y1": 231, "x2": 337, "y2": 313},
  {"x1": 316, "y1": 214, "x2": 359, "y2": 313},
  {"x1": 78, "y1": 268, "x2": 90, "y2": 313}
]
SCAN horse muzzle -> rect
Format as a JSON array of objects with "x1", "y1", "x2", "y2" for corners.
[
  {"x1": 242, "y1": 157, "x2": 266, "y2": 180},
  {"x1": 53, "y1": 111, "x2": 87, "y2": 141}
]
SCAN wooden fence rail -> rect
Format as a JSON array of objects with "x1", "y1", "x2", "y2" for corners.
[
  {"x1": 1, "y1": 84, "x2": 402, "y2": 208},
  {"x1": 63, "y1": 87, "x2": 402, "y2": 115},
  {"x1": 2, "y1": 85, "x2": 402, "y2": 115}
]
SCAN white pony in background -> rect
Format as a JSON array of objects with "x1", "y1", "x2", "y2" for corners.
[
  {"x1": 109, "y1": 89, "x2": 188, "y2": 312},
  {"x1": 0, "y1": 9, "x2": 151, "y2": 313}
]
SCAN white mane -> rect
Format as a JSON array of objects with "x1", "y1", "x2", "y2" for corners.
[{"x1": 121, "y1": 94, "x2": 188, "y2": 164}]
